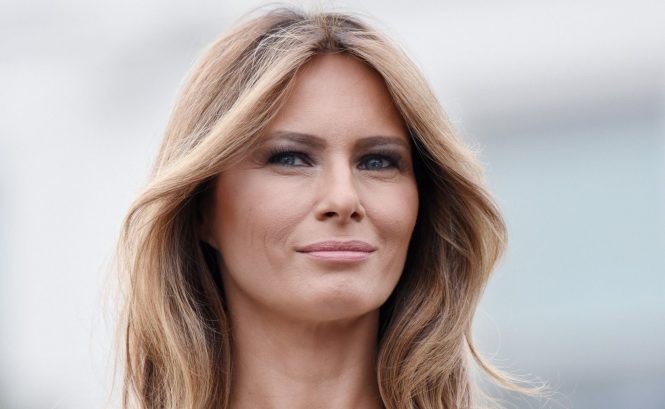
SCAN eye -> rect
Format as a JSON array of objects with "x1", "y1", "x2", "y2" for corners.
[
  {"x1": 358, "y1": 154, "x2": 398, "y2": 170},
  {"x1": 267, "y1": 150, "x2": 310, "y2": 167}
]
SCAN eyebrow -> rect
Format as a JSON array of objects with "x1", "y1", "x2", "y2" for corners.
[{"x1": 266, "y1": 131, "x2": 411, "y2": 151}]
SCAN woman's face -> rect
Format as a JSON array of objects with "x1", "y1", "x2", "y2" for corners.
[{"x1": 204, "y1": 54, "x2": 419, "y2": 323}]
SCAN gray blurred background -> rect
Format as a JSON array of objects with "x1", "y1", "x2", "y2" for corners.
[{"x1": 1, "y1": 0, "x2": 663, "y2": 408}]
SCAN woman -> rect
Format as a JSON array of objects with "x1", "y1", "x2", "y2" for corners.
[{"x1": 116, "y1": 7, "x2": 540, "y2": 409}]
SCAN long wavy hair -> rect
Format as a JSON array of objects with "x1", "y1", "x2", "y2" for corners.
[{"x1": 115, "y1": 7, "x2": 541, "y2": 409}]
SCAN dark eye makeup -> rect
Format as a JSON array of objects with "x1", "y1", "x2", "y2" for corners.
[
  {"x1": 357, "y1": 150, "x2": 402, "y2": 170},
  {"x1": 266, "y1": 147, "x2": 312, "y2": 167},
  {"x1": 265, "y1": 146, "x2": 403, "y2": 171}
]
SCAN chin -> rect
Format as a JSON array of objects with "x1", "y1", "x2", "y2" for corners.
[{"x1": 291, "y1": 285, "x2": 391, "y2": 323}]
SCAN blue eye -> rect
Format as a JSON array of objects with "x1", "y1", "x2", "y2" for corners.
[
  {"x1": 268, "y1": 150, "x2": 310, "y2": 167},
  {"x1": 358, "y1": 155, "x2": 397, "y2": 170}
]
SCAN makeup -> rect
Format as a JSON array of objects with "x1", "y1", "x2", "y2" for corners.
[{"x1": 297, "y1": 240, "x2": 376, "y2": 262}]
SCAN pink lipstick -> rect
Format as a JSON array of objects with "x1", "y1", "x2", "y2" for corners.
[{"x1": 297, "y1": 240, "x2": 376, "y2": 262}]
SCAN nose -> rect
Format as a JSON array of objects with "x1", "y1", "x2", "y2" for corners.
[{"x1": 314, "y1": 161, "x2": 365, "y2": 223}]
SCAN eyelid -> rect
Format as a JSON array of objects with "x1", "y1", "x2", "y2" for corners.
[
  {"x1": 264, "y1": 145, "x2": 406, "y2": 170},
  {"x1": 266, "y1": 147, "x2": 313, "y2": 167},
  {"x1": 357, "y1": 150, "x2": 402, "y2": 170}
]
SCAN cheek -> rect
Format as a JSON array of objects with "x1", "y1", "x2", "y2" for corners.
[
  {"x1": 366, "y1": 179, "x2": 419, "y2": 243},
  {"x1": 213, "y1": 171, "x2": 312, "y2": 258},
  {"x1": 362, "y1": 179, "x2": 419, "y2": 286}
]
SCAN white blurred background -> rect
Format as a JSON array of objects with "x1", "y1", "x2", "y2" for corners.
[{"x1": 1, "y1": 1, "x2": 663, "y2": 408}]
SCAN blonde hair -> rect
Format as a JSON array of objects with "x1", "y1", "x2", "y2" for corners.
[{"x1": 116, "y1": 7, "x2": 542, "y2": 409}]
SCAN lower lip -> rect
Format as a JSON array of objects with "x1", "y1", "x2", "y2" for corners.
[{"x1": 300, "y1": 251, "x2": 373, "y2": 261}]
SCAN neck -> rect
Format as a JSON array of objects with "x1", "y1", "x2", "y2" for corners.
[{"x1": 228, "y1": 303, "x2": 383, "y2": 409}]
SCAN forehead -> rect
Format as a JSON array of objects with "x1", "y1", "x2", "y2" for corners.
[{"x1": 264, "y1": 53, "x2": 408, "y2": 145}]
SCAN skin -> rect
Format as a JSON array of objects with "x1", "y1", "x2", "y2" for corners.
[{"x1": 203, "y1": 53, "x2": 419, "y2": 409}]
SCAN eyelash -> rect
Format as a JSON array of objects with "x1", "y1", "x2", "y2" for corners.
[
  {"x1": 266, "y1": 147, "x2": 401, "y2": 171},
  {"x1": 267, "y1": 148, "x2": 312, "y2": 167}
]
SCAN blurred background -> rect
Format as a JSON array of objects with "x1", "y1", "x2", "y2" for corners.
[{"x1": 1, "y1": 0, "x2": 663, "y2": 408}]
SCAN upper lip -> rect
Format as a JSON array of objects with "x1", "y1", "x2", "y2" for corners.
[{"x1": 297, "y1": 240, "x2": 377, "y2": 253}]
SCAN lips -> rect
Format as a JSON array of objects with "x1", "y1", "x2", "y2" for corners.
[
  {"x1": 297, "y1": 240, "x2": 376, "y2": 262},
  {"x1": 298, "y1": 240, "x2": 376, "y2": 252}
]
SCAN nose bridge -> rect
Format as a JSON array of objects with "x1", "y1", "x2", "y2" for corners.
[
  {"x1": 324, "y1": 155, "x2": 358, "y2": 200},
  {"x1": 316, "y1": 153, "x2": 363, "y2": 220}
]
